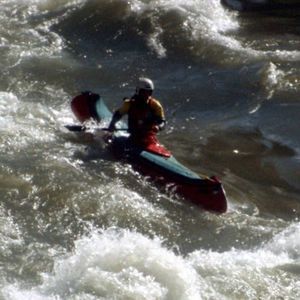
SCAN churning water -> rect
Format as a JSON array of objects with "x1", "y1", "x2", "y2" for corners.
[{"x1": 1, "y1": 0, "x2": 300, "y2": 299}]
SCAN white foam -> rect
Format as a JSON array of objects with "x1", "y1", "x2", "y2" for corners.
[
  {"x1": 264, "y1": 223, "x2": 300, "y2": 259},
  {"x1": 0, "y1": 205, "x2": 23, "y2": 256},
  {"x1": 258, "y1": 62, "x2": 300, "y2": 99},
  {"x1": 126, "y1": 0, "x2": 239, "y2": 59},
  {"x1": 188, "y1": 223, "x2": 300, "y2": 299},
  {"x1": 4, "y1": 223, "x2": 300, "y2": 299},
  {"x1": 0, "y1": 0, "x2": 77, "y2": 63},
  {"x1": 0, "y1": 91, "x2": 59, "y2": 152},
  {"x1": 36, "y1": 229, "x2": 206, "y2": 299},
  {"x1": 141, "y1": 0, "x2": 300, "y2": 62},
  {"x1": 95, "y1": 184, "x2": 170, "y2": 223},
  {"x1": 5, "y1": 0, "x2": 297, "y2": 63},
  {"x1": 190, "y1": 251, "x2": 290, "y2": 298}
]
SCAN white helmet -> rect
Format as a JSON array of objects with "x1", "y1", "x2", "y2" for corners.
[{"x1": 136, "y1": 77, "x2": 154, "y2": 92}]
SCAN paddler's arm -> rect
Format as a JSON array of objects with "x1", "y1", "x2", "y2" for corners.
[
  {"x1": 107, "y1": 99, "x2": 130, "y2": 132},
  {"x1": 108, "y1": 111, "x2": 122, "y2": 132},
  {"x1": 150, "y1": 98, "x2": 166, "y2": 132},
  {"x1": 155, "y1": 119, "x2": 166, "y2": 131}
]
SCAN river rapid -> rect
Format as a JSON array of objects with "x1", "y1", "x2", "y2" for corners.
[{"x1": 1, "y1": 0, "x2": 300, "y2": 299}]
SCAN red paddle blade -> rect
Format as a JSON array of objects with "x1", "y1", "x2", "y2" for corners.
[{"x1": 71, "y1": 92, "x2": 100, "y2": 123}]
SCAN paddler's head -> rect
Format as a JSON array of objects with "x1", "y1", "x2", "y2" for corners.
[{"x1": 136, "y1": 77, "x2": 154, "y2": 102}]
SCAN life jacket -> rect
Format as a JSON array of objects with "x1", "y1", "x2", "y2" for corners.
[
  {"x1": 127, "y1": 96, "x2": 161, "y2": 135},
  {"x1": 124, "y1": 96, "x2": 171, "y2": 157}
]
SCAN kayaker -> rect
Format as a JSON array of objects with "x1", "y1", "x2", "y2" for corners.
[{"x1": 107, "y1": 77, "x2": 166, "y2": 147}]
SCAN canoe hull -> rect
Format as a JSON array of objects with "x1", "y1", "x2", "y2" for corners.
[
  {"x1": 69, "y1": 94, "x2": 228, "y2": 213},
  {"x1": 109, "y1": 134, "x2": 227, "y2": 213}
]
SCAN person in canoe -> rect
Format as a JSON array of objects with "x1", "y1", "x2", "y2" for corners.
[{"x1": 108, "y1": 77, "x2": 166, "y2": 148}]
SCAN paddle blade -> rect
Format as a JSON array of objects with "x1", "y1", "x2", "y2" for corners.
[
  {"x1": 65, "y1": 125, "x2": 86, "y2": 132},
  {"x1": 71, "y1": 92, "x2": 100, "y2": 123}
]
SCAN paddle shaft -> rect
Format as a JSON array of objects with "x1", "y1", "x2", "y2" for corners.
[{"x1": 65, "y1": 124, "x2": 127, "y2": 132}]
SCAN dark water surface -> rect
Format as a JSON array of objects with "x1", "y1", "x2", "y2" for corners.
[{"x1": 0, "y1": 0, "x2": 300, "y2": 299}]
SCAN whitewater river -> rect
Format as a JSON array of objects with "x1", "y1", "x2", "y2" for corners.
[{"x1": 1, "y1": 0, "x2": 300, "y2": 299}]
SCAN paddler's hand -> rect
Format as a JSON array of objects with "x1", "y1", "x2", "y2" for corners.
[
  {"x1": 107, "y1": 123, "x2": 116, "y2": 132},
  {"x1": 152, "y1": 125, "x2": 160, "y2": 133}
]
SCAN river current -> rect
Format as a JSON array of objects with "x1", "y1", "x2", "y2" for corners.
[{"x1": 1, "y1": 0, "x2": 300, "y2": 299}]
